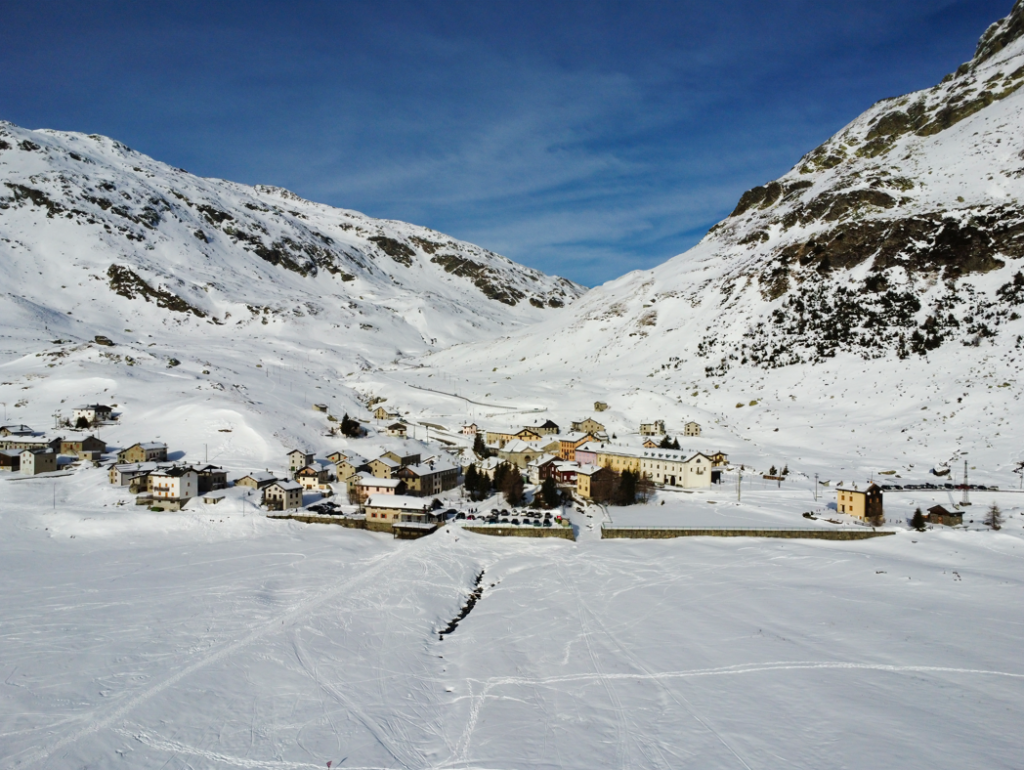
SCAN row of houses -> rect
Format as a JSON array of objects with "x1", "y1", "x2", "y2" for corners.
[
  {"x1": 0, "y1": 434, "x2": 114, "y2": 475},
  {"x1": 340, "y1": 450, "x2": 460, "y2": 500},
  {"x1": 639, "y1": 420, "x2": 702, "y2": 438}
]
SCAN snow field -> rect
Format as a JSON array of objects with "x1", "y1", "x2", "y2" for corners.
[{"x1": 1, "y1": 466, "x2": 1022, "y2": 769}]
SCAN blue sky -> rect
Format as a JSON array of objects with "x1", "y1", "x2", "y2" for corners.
[{"x1": 0, "y1": 0, "x2": 1012, "y2": 285}]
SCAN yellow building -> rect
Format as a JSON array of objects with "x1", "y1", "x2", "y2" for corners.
[
  {"x1": 559, "y1": 432, "x2": 597, "y2": 461},
  {"x1": 836, "y1": 484, "x2": 884, "y2": 521},
  {"x1": 596, "y1": 448, "x2": 642, "y2": 473},
  {"x1": 576, "y1": 465, "x2": 612, "y2": 500}
]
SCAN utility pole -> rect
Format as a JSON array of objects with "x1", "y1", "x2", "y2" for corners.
[
  {"x1": 814, "y1": 473, "x2": 819, "y2": 502},
  {"x1": 961, "y1": 457, "x2": 971, "y2": 507},
  {"x1": 737, "y1": 466, "x2": 742, "y2": 503}
]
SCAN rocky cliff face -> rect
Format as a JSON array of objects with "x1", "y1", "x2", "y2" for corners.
[{"x1": 691, "y1": 0, "x2": 1024, "y2": 373}]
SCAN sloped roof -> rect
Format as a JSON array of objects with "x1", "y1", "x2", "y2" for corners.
[
  {"x1": 366, "y1": 494, "x2": 430, "y2": 510},
  {"x1": 269, "y1": 479, "x2": 303, "y2": 492},
  {"x1": 238, "y1": 471, "x2": 276, "y2": 482}
]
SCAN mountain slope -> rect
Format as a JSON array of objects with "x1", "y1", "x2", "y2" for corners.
[
  {"x1": 404, "y1": 1, "x2": 1024, "y2": 484},
  {"x1": 0, "y1": 123, "x2": 583, "y2": 465}
]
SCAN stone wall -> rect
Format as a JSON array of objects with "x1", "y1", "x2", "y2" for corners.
[
  {"x1": 462, "y1": 525, "x2": 575, "y2": 541},
  {"x1": 601, "y1": 527, "x2": 893, "y2": 541}
]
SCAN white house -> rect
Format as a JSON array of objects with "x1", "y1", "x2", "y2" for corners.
[
  {"x1": 364, "y1": 494, "x2": 433, "y2": 524},
  {"x1": 684, "y1": 421, "x2": 702, "y2": 437},
  {"x1": 386, "y1": 422, "x2": 408, "y2": 438},
  {"x1": 149, "y1": 467, "x2": 198, "y2": 500},
  {"x1": 639, "y1": 420, "x2": 666, "y2": 437},
  {"x1": 73, "y1": 404, "x2": 113, "y2": 425},
  {"x1": 20, "y1": 448, "x2": 56, "y2": 475},
  {"x1": 638, "y1": 450, "x2": 712, "y2": 489},
  {"x1": 265, "y1": 480, "x2": 303, "y2": 510},
  {"x1": 461, "y1": 423, "x2": 478, "y2": 436},
  {"x1": 287, "y1": 449, "x2": 314, "y2": 472}
]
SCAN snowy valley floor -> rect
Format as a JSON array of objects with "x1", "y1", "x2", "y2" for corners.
[{"x1": 1, "y1": 473, "x2": 1023, "y2": 769}]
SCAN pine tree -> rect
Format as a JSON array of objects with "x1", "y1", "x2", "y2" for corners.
[
  {"x1": 659, "y1": 435, "x2": 673, "y2": 448},
  {"x1": 617, "y1": 469, "x2": 637, "y2": 506},
  {"x1": 541, "y1": 477, "x2": 560, "y2": 509},
  {"x1": 493, "y1": 462, "x2": 509, "y2": 493},
  {"x1": 465, "y1": 464, "x2": 479, "y2": 499},
  {"x1": 671, "y1": 438, "x2": 680, "y2": 450},
  {"x1": 473, "y1": 434, "x2": 489, "y2": 458},
  {"x1": 910, "y1": 507, "x2": 927, "y2": 531},
  {"x1": 984, "y1": 502, "x2": 1004, "y2": 531},
  {"x1": 340, "y1": 413, "x2": 362, "y2": 437},
  {"x1": 769, "y1": 465, "x2": 777, "y2": 476},
  {"x1": 782, "y1": 464, "x2": 790, "y2": 476},
  {"x1": 75, "y1": 416, "x2": 90, "y2": 429},
  {"x1": 505, "y1": 471, "x2": 525, "y2": 506}
]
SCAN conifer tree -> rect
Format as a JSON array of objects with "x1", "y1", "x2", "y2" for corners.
[
  {"x1": 910, "y1": 507, "x2": 927, "y2": 531},
  {"x1": 465, "y1": 464, "x2": 479, "y2": 499},
  {"x1": 984, "y1": 502, "x2": 1004, "y2": 531},
  {"x1": 541, "y1": 477, "x2": 560, "y2": 509}
]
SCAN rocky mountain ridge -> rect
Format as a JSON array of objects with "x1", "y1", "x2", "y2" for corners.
[{"x1": 0, "y1": 120, "x2": 582, "y2": 361}]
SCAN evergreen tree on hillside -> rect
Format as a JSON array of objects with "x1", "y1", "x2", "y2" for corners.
[
  {"x1": 541, "y1": 477, "x2": 560, "y2": 509},
  {"x1": 340, "y1": 413, "x2": 363, "y2": 437},
  {"x1": 504, "y1": 470, "x2": 525, "y2": 507},
  {"x1": 493, "y1": 462, "x2": 510, "y2": 494},
  {"x1": 671, "y1": 438, "x2": 680, "y2": 450},
  {"x1": 911, "y1": 508, "x2": 927, "y2": 531},
  {"x1": 617, "y1": 469, "x2": 637, "y2": 506},
  {"x1": 984, "y1": 502, "x2": 1004, "y2": 531},
  {"x1": 473, "y1": 434, "x2": 491, "y2": 459},
  {"x1": 465, "y1": 463, "x2": 479, "y2": 499},
  {"x1": 659, "y1": 435, "x2": 673, "y2": 449}
]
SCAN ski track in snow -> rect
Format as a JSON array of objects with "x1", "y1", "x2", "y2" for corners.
[{"x1": 12, "y1": 547, "x2": 405, "y2": 769}]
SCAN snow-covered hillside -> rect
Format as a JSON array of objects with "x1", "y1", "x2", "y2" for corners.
[
  {"x1": 0, "y1": 122, "x2": 582, "y2": 463},
  {"x1": 407, "y1": 1, "x2": 1024, "y2": 485}
]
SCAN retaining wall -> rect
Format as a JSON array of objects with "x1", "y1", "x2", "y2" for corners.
[
  {"x1": 601, "y1": 527, "x2": 894, "y2": 541},
  {"x1": 463, "y1": 525, "x2": 575, "y2": 541},
  {"x1": 266, "y1": 514, "x2": 437, "y2": 538},
  {"x1": 269, "y1": 514, "x2": 367, "y2": 530}
]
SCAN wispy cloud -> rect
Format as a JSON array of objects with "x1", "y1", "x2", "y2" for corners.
[{"x1": 0, "y1": 0, "x2": 1011, "y2": 284}]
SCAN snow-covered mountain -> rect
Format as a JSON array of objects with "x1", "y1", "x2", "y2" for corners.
[
  {"x1": 0, "y1": 122, "x2": 582, "y2": 464},
  {"x1": 0, "y1": 121, "x2": 582, "y2": 354},
  {"x1": 407, "y1": 1, "x2": 1024, "y2": 483}
]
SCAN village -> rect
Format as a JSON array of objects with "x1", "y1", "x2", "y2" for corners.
[{"x1": 0, "y1": 399, "x2": 989, "y2": 539}]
